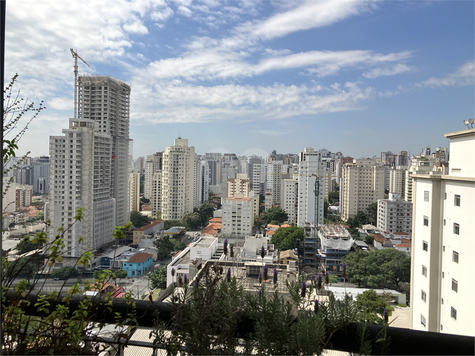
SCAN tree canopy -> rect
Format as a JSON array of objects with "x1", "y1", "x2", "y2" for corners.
[
  {"x1": 130, "y1": 210, "x2": 151, "y2": 228},
  {"x1": 182, "y1": 212, "x2": 202, "y2": 230},
  {"x1": 150, "y1": 266, "x2": 167, "y2": 289},
  {"x1": 261, "y1": 207, "x2": 288, "y2": 225},
  {"x1": 342, "y1": 248, "x2": 410, "y2": 290},
  {"x1": 164, "y1": 220, "x2": 182, "y2": 230},
  {"x1": 196, "y1": 202, "x2": 214, "y2": 226},
  {"x1": 155, "y1": 236, "x2": 186, "y2": 260},
  {"x1": 51, "y1": 266, "x2": 79, "y2": 280},
  {"x1": 355, "y1": 289, "x2": 394, "y2": 324},
  {"x1": 328, "y1": 191, "x2": 339, "y2": 205},
  {"x1": 270, "y1": 226, "x2": 304, "y2": 251}
]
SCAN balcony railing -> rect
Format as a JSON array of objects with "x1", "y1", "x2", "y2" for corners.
[{"x1": 4, "y1": 289, "x2": 474, "y2": 355}]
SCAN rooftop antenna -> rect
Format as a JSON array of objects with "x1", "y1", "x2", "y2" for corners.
[{"x1": 70, "y1": 48, "x2": 90, "y2": 119}]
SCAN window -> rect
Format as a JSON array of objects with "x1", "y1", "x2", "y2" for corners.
[
  {"x1": 421, "y1": 290, "x2": 427, "y2": 302},
  {"x1": 453, "y1": 223, "x2": 460, "y2": 235},
  {"x1": 423, "y1": 241, "x2": 428, "y2": 251},
  {"x1": 451, "y1": 307, "x2": 457, "y2": 320},
  {"x1": 423, "y1": 216, "x2": 429, "y2": 226},
  {"x1": 452, "y1": 279, "x2": 458, "y2": 293},
  {"x1": 421, "y1": 314, "x2": 426, "y2": 326},
  {"x1": 454, "y1": 194, "x2": 460, "y2": 207},
  {"x1": 422, "y1": 265, "x2": 427, "y2": 277},
  {"x1": 453, "y1": 251, "x2": 459, "y2": 263},
  {"x1": 424, "y1": 191, "x2": 429, "y2": 202}
]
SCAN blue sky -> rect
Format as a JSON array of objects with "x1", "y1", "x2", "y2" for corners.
[{"x1": 5, "y1": 0, "x2": 474, "y2": 159}]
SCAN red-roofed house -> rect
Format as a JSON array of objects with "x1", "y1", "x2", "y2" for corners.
[
  {"x1": 132, "y1": 220, "x2": 164, "y2": 244},
  {"x1": 395, "y1": 243, "x2": 412, "y2": 256},
  {"x1": 373, "y1": 234, "x2": 392, "y2": 250},
  {"x1": 123, "y1": 252, "x2": 153, "y2": 277}
]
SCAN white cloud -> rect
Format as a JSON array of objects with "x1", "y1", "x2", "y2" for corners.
[
  {"x1": 123, "y1": 21, "x2": 149, "y2": 34},
  {"x1": 151, "y1": 7, "x2": 174, "y2": 21},
  {"x1": 363, "y1": 63, "x2": 412, "y2": 79},
  {"x1": 48, "y1": 97, "x2": 73, "y2": 111},
  {"x1": 416, "y1": 61, "x2": 475, "y2": 88},
  {"x1": 178, "y1": 6, "x2": 193, "y2": 17},
  {"x1": 239, "y1": 0, "x2": 379, "y2": 41}
]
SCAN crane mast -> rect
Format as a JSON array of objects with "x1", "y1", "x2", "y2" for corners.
[{"x1": 70, "y1": 48, "x2": 90, "y2": 119}]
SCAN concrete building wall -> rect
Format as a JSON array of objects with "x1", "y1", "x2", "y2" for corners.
[
  {"x1": 129, "y1": 172, "x2": 140, "y2": 212},
  {"x1": 222, "y1": 197, "x2": 254, "y2": 237},
  {"x1": 411, "y1": 128, "x2": 475, "y2": 337}
]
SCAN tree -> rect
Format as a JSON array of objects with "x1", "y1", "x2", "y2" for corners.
[
  {"x1": 196, "y1": 202, "x2": 214, "y2": 226},
  {"x1": 115, "y1": 269, "x2": 128, "y2": 283},
  {"x1": 51, "y1": 266, "x2": 79, "y2": 280},
  {"x1": 164, "y1": 220, "x2": 182, "y2": 230},
  {"x1": 36, "y1": 210, "x2": 44, "y2": 220},
  {"x1": 16, "y1": 238, "x2": 43, "y2": 255},
  {"x1": 342, "y1": 248, "x2": 410, "y2": 290},
  {"x1": 156, "y1": 236, "x2": 177, "y2": 260},
  {"x1": 324, "y1": 199, "x2": 330, "y2": 219},
  {"x1": 355, "y1": 289, "x2": 393, "y2": 324},
  {"x1": 261, "y1": 207, "x2": 288, "y2": 225},
  {"x1": 130, "y1": 210, "x2": 150, "y2": 228},
  {"x1": 365, "y1": 234, "x2": 375, "y2": 246},
  {"x1": 328, "y1": 191, "x2": 339, "y2": 205},
  {"x1": 270, "y1": 226, "x2": 304, "y2": 251},
  {"x1": 181, "y1": 212, "x2": 202, "y2": 230},
  {"x1": 366, "y1": 203, "x2": 378, "y2": 225},
  {"x1": 150, "y1": 266, "x2": 167, "y2": 289},
  {"x1": 254, "y1": 215, "x2": 265, "y2": 234}
]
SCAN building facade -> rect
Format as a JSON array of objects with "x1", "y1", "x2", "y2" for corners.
[
  {"x1": 340, "y1": 159, "x2": 385, "y2": 221},
  {"x1": 161, "y1": 138, "x2": 195, "y2": 220},
  {"x1": 410, "y1": 128, "x2": 475, "y2": 337},
  {"x1": 129, "y1": 172, "x2": 140, "y2": 212},
  {"x1": 377, "y1": 193, "x2": 412, "y2": 234},
  {"x1": 78, "y1": 75, "x2": 131, "y2": 227}
]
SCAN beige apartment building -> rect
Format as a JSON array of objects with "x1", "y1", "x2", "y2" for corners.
[
  {"x1": 129, "y1": 172, "x2": 140, "y2": 212},
  {"x1": 161, "y1": 138, "x2": 195, "y2": 221},
  {"x1": 340, "y1": 159, "x2": 385, "y2": 221}
]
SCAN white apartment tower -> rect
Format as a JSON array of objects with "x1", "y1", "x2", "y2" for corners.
[
  {"x1": 266, "y1": 161, "x2": 286, "y2": 206},
  {"x1": 144, "y1": 152, "x2": 163, "y2": 199},
  {"x1": 227, "y1": 173, "x2": 251, "y2": 198},
  {"x1": 282, "y1": 177, "x2": 298, "y2": 225},
  {"x1": 411, "y1": 128, "x2": 475, "y2": 337},
  {"x1": 377, "y1": 193, "x2": 412, "y2": 234},
  {"x1": 161, "y1": 138, "x2": 195, "y2": 220},
  {"x1": 49, "y1": 119, "x2": 115, "y2": 258},
  {"x1": 389, "y1": 167, "x2": 407, "y2": 197},
  {"x1": 251, "y1": 163, "x2": 266, "y2": 195},
  {"x1": 297, "y1": 148, "x2": 326, "y2": 227},
  {"x1": 129, "y1": 171, "x2": 140, "y2": 212},
  {"x1": 340, "y1": 159, "x2": 385, "y2": 221},
  {"x1": 78, "y1": 75, "x2": 131, "y2": 227},
  {"x1": 405, "y1": 158, "x2": 436, "y2": 203}
]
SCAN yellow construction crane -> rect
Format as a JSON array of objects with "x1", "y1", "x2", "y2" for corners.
[{"x1": 70, "y1": 48, "x2": 90, "y2": 119}]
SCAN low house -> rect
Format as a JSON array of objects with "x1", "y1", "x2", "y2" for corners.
[
  {"x1": 373, "y1": 234, "x2": 392, "y2": 250},
  {"x1": 280, "y1": 249, "x2": 298, "y2": 265},
  {"x1": 132, "y1": 220, "x2": 164, "y2": 245},
  {"x1": 123, "y1": 252, "x2": 153, "y2": 277}
]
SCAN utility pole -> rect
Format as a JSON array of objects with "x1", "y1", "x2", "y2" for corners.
[{"x1": 70, "y1": 48, "x2": 90, "y2": 119}]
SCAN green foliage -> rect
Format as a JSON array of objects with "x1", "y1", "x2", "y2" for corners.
[
  {"x1": 253, "y1": 215, "x2": 265, "y2": 234},
  {"x1": 164, "y1": 220, "x2": 182, "y2": 230},
  {"x1": 130, "y1": 210, "x2": 151, "y2": 228},
  {"x1": 270, "y1": 226, "x2": 304, "y2": 251},
  {"x1": 355, "y1": 290, "x2": 394, "y2": 324},
  {"x1": 329, "y1": 274, "x2": 339, "y2": 283},
  {"x1": 115, "y1": 269, "x2": 128, "y2": 281},
  {"x1": 181, "y1": 212, "x2": 202, "y2": 230},
  {"x1": 365, "y1": 234, "x2": 375, "y2": 246},
  {"x1": 155, "y1": 236, "x2": 185, "y2": 260},
  {"x1": 151, "y1": 264, "x2": 386, "y2": 355},
  {"x1": 328, "y1": 191, "x2": 339, "y2": 205},
  {"x1": 324, "y1": 199, "x2": 330, "y2": 218},
  {"x1": 15, "y1": 236, "x2": 44, "y2": 255},
  {"x1": 150, "y1": 266, "x2": 167, "y2": 289},
  {"x1": 342, "y1": 248, "x2": 411, "y2": 290},
  {"x1": 261, "y1": 207, "x2": 288, "y2": 225},
  {"x1": 195, "y1": 202, "x2": 214, "y2": 226},
  {"x1": 366, "y1": 203, "x2": 378, "y2": 225},
  {"x1": 51, "y1": 266, "x2": 79, "y2": 280}
]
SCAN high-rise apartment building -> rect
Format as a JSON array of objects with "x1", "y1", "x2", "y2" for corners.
[
  {"x1": 31, "y1": 156, "x2": 50, "y2": 194},
  {"x1": 377, "y1": 193, "x2": 412, "y2": 234},
  {"x1": 389, "y1": 167, "x2": 407, "y2": 197},
  {"x1": 411, "y1": 128, "x2": 475, "y2": 337},
  {"x1": 129, "y1": 172, "x2": 140, "y2": 212},
  {"x1": 49, "y1": 119, "x2": 115, "y2": 258},
  {"x1": 144, "y1": 152, "x2": 163, "y2": 199},
  {"x1": 227, "y1": 173, "x2": 251, "y2": 198},
  {"x1": 405, "y1": 158, "x2": 436, "y2": 203},
  {"x1": 340, "y1": 159, "x2": 385, "y2": 221},
  {"x1": 266, "y1": 161, "x2": 287, "y2": 207},
  {"x1": 282, "y1": 176, "x2": 298, "y2": 224},
  {"x1": 78, "y1": 75, "x2": 131, "y2": 227},
  {"x1": 161, "y1": 138, "x2": 195, "y2": 221},
  {"x1": 297, "y1": 148, "x2": 326, "y2": 227}
]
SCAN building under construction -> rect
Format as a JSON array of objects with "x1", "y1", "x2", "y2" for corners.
[{"x1": 318, "y1": 224, "x2": 353, "y2": 277}]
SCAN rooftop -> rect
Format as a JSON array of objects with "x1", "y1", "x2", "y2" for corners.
[
  {"x1": 127, "y1": 253, "x2": 153, "y2": 263},
  {"x1": 134, "y1": 220, "x2": 163, "y2": 232}
]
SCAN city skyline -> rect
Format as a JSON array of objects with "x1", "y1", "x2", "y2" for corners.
[{"x1": 5, "y1": 0, "x2": 474, "y2": 159}]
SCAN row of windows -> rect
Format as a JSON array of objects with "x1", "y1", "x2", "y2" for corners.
[{"x1": 426, "y1": 190, "x2": 461, "y2": 207}]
